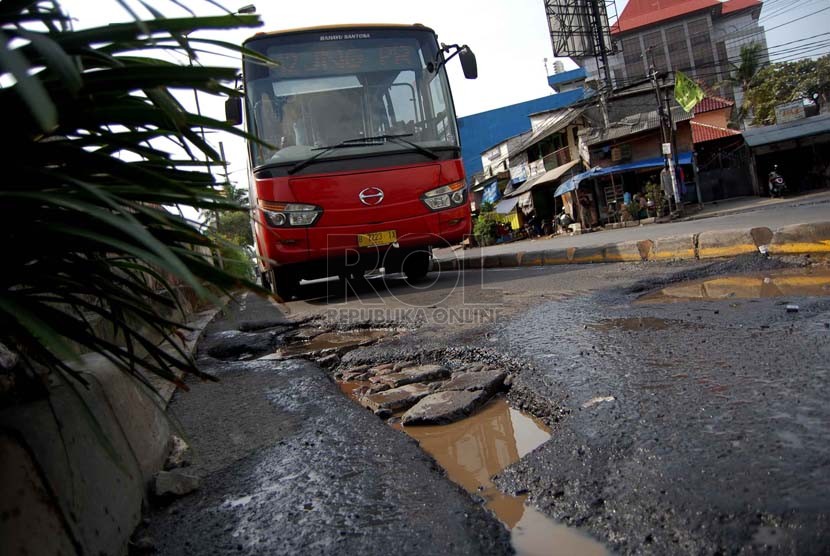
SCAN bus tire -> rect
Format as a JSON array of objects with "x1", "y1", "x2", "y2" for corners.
[
  {"x1": 402, "y1": 251, "x2": 431, "y2": 282},
  {"x1": 267, "y1": 267, "x2": 298, "y2": 301}
]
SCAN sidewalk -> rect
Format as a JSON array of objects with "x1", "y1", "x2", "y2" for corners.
[
  {"x1": 679, "y1": 189, "x2": 830, "y2": 222},
  {"x1": 435, "y1": 217, "x2": 830, "y2": 270},
  {"x1": 435, "y1": 193, "x2": 830, "y2": 265}
]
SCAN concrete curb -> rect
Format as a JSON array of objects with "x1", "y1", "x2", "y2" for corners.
[
  {"x1": 0, "y1": 295, "x2": 232, "y2": 556},
  {"x1": 435, "y1": 221, "x2": 830, "y2": 270}
]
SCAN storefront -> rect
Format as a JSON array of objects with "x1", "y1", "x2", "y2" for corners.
[
  {"x1": 555, "y1": 153, "x2": 696, "y2": 225},
  {"x1": 744, "y1": 114, "x2": 830, "y2": 196}
]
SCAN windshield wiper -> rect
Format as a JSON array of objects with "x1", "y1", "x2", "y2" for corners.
[
  {"x1": 287, "y1": 140, "x2": 365, "y2": 175},
  {"x1": 287, "y1": 133, "x2": 439, "y2": 175},
  {"x1": 351, "y1": 134, "x2": 440, "y2": 161}
]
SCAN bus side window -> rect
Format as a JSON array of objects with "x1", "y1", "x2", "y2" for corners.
[{"x1": 428, "y1": 76, "x2": 449, "y2": 140}]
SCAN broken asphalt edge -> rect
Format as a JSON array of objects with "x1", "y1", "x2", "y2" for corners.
[{"x1": 434, "y1": 221, "x2": 830, "y2": 271}]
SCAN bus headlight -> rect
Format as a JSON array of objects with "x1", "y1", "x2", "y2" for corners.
[
  {"x1": 260, "y1": 201, "x2": 322, "y2": 227},
  {"x1": 422, "y1": 181, "x2": 466, "y2": 211}
]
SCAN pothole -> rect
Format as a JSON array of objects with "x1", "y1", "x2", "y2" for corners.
[
  {"x1": 638, "y1": 269, "x2": 830, "y2": 303},
  {"x1": 394, "y1": 397, "x2": 607, "y2": 556},
  {"x1": 334, "y1": 360, "x2": 608, "y2": 555},
  {"x1": 277, "y1": 329, "x2": 389, "y2": 357}
]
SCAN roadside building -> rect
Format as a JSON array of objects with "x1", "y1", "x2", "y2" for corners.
[
  {"x1": 559, "y1": 80, "x2": 756, "y2": 224},
  {"x1": 577, "y1": 102, "x2": 696, "y2": 224},
  {"x1": 472, "y1": 105, "x2": 587, "y2": 237},
  {"x1": 744, "y1": 113, "x2": 830, "y2": 196},
  {"x1": 574, "y1": 0, "x2": 768, "y2": 104},
  {"x1": 690, "y1": 94, "x2": 752, "y2": 202},
  {"x1": 457, "y1": 73, "x2": 587, "y2": 183},
  {"x1": 560, "y1": 77, "x2": 697, "y2": 226},
  {"x1": 500, "y1": 107, "x2": 586, "y2": 233},
  {"x1": 469, "y1": 130, "x2": 532, "y2": 216},
  {"x1": 547, "y1": 67, "x2": 587, "y2": 94}
]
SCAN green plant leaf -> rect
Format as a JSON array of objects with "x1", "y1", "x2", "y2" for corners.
[{"x1": 0, "y1": 29, "x2": 58, "y2": 131}]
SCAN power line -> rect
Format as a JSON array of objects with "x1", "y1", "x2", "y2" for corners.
[
  {"x1": 610, "y1": 42, "x2": 830, "y2": 89},
  {"x1": 717, "y1": 0, "x2": 824, "y2": 37},
  {"x1": 607, "y1": 2, "x2": 830, "y2": 86}
]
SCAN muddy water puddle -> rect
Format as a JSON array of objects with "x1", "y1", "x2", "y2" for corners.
[
  {"x1": 278, "y1": 329, "x2": 388, "y2": 357},
  {"x1": 338, "y1": 380, "x2": 372, "y2": 398},
  {"x1": 393, "y1": 397, "x2": 607, "y2": 556},
  {"x1": 639, "y1": 269, "x2": 830, "y2": 303}
]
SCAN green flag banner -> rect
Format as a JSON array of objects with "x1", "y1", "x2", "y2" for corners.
[{"x1": 675, "y1": 71, "x2": 704, "y2": 112}]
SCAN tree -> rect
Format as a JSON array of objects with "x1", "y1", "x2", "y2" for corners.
[
  {"x1": 745, "y1": 54, "x2": 830, "y2": 125},
  {"x1": 724, "y1": 42, "x2": 763, "y2": 121},
  {"x1": 0, "y1": 0, "x2": 269, "y2": 397}
]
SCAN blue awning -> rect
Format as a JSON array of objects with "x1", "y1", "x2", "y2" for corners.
[
  {"x1": 494, "y1": 196, "x2": 520, "y2": 214},
  {"x1": 553, "y1": 177, "x2": 581, "y2": 197},
  {"x1": 553, "y1": 153, "x2": 693, "y2": 197}
]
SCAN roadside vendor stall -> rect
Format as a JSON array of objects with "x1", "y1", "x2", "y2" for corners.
[{"x1": 555, "y1": 153, "x2": 696, "y2": 224}]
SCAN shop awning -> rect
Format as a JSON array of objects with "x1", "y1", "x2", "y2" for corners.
[
  {"x1": 471, "y1": 176, "x2": 497, "y2": 192},
  {"x1": 744, "y1": 114, "x2": 830, "y2": 148},
  {"x1": 505, "y1": 159, "x2": 580, "y2": 198},
  {"x1": 553, "y1": 153, "x2": 693, "y2": 197},
  {"x1": 494, "y1": 196, "x2": 520, "y2": 214}
]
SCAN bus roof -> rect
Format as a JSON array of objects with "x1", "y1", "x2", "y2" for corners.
[{"x1": 244, "y1": 23, "x2": 436, "y2": 44}]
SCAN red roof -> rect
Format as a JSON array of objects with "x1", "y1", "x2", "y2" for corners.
[
  {"x1": 612, "y1": 0, "x2": 762, "y2": 35},
  {"x1": 694, "y1": 95, "x2": 735, "y2": 114},
  {"x1": 721, "y1": 0, "x2": 762, "y2": 14},
  {"x1": 691, "y1": 121, "x2": 742, "y2": 143}
]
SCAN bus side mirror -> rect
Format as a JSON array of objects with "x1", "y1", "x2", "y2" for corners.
[
  {"x1": 459, "y1": 47, "x2": 477, "y2": 79},
  {"x1": 225, "y1": 97, "x2": 243, "y2": 125}
]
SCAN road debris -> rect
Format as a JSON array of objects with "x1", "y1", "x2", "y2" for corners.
[
  {"x1": 153, "y1": 470, "x2": 200, "y2": 498},
  {"x1": 581, "y1": 396, "x2": 616, "y2": 409}
]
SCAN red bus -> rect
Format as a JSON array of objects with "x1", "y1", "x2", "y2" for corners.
[{"x1": 226, "y1": 24, "x2": 477, "y2": 299}]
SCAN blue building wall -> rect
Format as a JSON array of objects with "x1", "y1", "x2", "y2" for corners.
[
  {"x1": 547, "y1": 67, "x2": 587, "y2": 90},
  {"x1": 457, "y1": 88, "x2": 586, "y2": 181}
]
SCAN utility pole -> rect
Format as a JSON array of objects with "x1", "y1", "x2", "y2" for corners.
[
  {"x1": 647, "y1": 47, "x2": 680, "y2": 213},
  {"x1": 664, "y1": 84, "x2": 683, "y2": 214}
]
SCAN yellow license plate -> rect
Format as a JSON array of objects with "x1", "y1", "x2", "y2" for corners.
[{"x1": 357, "y1": 230, "x2": 397, "y2": 248}]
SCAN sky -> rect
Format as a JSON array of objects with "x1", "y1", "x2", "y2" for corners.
[{"x1": 59, "y1": 0, "x2": 829, "y2": 196}]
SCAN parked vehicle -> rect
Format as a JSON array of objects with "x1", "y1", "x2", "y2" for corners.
[
  {"x1": 226, "y1": 24, "x2": 477, "y2": 299},
  {"x1": 768, "y1": 165, "x2": 787, "y2": 198},
  {"x1": 556, "y1": 210, "x2": 574, "y2": 233}
]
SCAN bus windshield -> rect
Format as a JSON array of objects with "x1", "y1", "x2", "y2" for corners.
[{"x1": 243, "y1": 28, "x2": 460, "y2": 169}]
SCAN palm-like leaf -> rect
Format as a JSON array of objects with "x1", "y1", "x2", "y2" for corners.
[{"x1": 0, "y1": 0, "x2": 267, "y2": 394}]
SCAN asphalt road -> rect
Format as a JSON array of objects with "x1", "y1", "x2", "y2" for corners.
[
  {"x1": 434, "y1": 196, "x2": 830, "y2": 261},
  {"x1": 142, "y1": 254, "x2": 830, "y2": 555}
]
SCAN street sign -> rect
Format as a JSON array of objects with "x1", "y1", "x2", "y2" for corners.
[
  {"x1": 662, "y1": 143, "x2": 672, "y2": 155},
  {"x1": 775, "y1": 100, "x2": 806, "y2": 124}
]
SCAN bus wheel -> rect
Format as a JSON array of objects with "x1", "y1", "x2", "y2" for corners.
[
  {"x1": 267, "y1": 268, "x2": 298, "y2": 301},
  {"x1": 402, "y1": 251, "x2": 431, "y2": 282},
  {"x1": 260, "y1": 270, "x2": 272, "y2": 290}
]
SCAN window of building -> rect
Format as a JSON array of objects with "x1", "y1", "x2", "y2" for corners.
[
  {"x1": 715, "y1": 41, "x2": 732, "y2": 95},
  {"x1": 666, "y1": 24, "x2": 691, "y2": 71},
  {"x1": 688, "y1": 18, "x2": 715, "y2": 83},
  {"x1": 643, "y1": 30, "x2": 667, "y2": 72},
  {"x1": 622, "y1": 36, "x2": 645, "y2": 81}
]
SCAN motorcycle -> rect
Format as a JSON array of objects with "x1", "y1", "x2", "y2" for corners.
[
  {"x1": 555, "y1": 210, "x2": 573, "y2": 233},
  {"x1": 768, "y1": 165, "x2": 787, "y2": 198}
]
